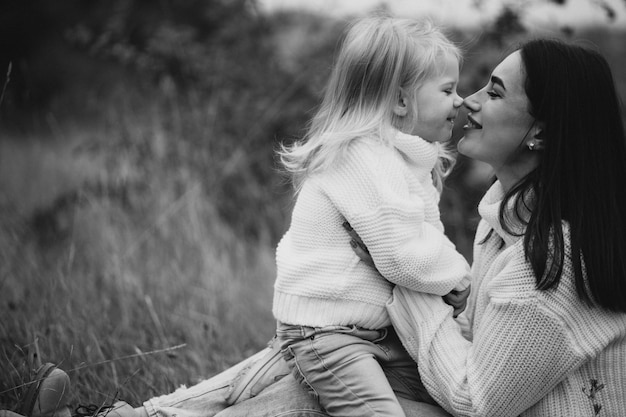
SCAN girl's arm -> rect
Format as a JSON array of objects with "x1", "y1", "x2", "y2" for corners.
[
  {"x1": 326, "y1": 139, "x2": 470, "y2": 295},
  {"x1": 344, "y1": 221, "x2": 470, "y2": 317}
]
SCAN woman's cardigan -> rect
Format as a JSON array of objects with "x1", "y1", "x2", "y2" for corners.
[{"x1": 388, "y1": 181, "x2": 626, "y2": 416}]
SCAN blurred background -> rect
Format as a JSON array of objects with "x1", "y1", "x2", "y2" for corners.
[{"x1": 1, "y1": 0, "x2": 625, "y2": 410}]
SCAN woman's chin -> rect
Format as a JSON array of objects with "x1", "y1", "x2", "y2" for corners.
[
  {"x1": 456, "y1": 137, "x2": 470, "y2": 155},
  {"x1": 456, "y1": 138, "x2": 484, "y2": 162}
]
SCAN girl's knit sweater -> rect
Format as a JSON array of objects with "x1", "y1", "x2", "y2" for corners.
[
  {"x1": 272, "y1": 131, "x2": 470, "y2": 330},
  {"x1": 388, "y1": 181, "x2": 626, "y2": 416}
]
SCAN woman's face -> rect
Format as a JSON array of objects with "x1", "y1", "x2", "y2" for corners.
[{"x1": 458, "y1": 51, "x2": 538, "y2": 176}]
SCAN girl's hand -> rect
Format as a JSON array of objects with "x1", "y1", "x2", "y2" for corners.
[{"x1": 443, "y1": 286, "x2": 471, "y2": 317}]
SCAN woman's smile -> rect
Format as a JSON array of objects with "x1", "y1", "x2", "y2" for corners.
[{"x1": 463, "y1": 114, "x2": 482, "y2": 130}]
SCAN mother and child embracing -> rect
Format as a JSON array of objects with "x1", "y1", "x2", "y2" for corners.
[{"x1": 4, "y1": 13, "x2": 626, "y2": 417}]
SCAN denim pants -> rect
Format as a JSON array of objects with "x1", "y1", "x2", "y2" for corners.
[
  {"x1": 276, "y1": 322, "x2": 435, "y2": 417},
  {"x1": 141, "y1": 347, "x2": 450, "y2": 417}
]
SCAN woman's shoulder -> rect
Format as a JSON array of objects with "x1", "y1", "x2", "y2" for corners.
[
  {"x1": 481, "y1": 220, "x2": 575, "y2": 297},
  {"x1": 484, "y1": 224, "x2": 626, "y2": 339},
  {"x1": 483, "y1": 239, "x2": 538, "y2": 300}
]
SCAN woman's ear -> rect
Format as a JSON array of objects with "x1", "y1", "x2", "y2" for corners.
[
  {"x1": 393, "y1": 87, "x2": 409, "y2": 117},
  {"x1": 526, "y1": 121, "x2": 546, "y2": 151},
  {"x1": 532, "y1": 120, "x2": 545, "y2": 139}
]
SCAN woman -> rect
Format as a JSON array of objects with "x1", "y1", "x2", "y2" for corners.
[
  {"x1": 4, "y1": 38, "x2": 626, "y2": 417},
  {"x1": 380, "y1": 38, "x2": 626, "y2": 415}
]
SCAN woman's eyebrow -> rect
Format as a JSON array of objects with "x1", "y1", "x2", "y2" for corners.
[{"x1": 491, "y1": 75, "x2": 506, "y2": 90}]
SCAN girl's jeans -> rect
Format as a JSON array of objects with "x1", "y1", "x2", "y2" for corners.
[{"x1": 276, "y1": 322, "x2": 434, "y2": 417}]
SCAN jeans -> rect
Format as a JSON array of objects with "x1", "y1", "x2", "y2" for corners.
[
  {"x1": 143, "y1": 349, "x2": 451, "y2": 417},
  {"x1": 276, "y1": 322, "x2": 435, "y2": 417}
]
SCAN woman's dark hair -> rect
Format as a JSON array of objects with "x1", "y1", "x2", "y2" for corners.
[{"x1": 500, "y1": 38, "x2": 626, "y2": 312}]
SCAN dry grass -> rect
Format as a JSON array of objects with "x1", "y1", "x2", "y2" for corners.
[{"x1": 0, "y1": 114, "x2": 279, "y2": 411}]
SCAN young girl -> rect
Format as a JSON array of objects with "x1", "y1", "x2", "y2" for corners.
[{"x1": 272, "y1": 16, "x2": 470, "y2": 417}]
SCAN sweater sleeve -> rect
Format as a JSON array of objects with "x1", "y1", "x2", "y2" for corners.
[
  {"x1": 387, "y1": 287, "x2": 590, "y2": 417},
  {"x1": 386, "y1": 240, "x2": 626, "y2": 417},
  {"x1": 323, "y1": 139, "x2": 470, "y2": 295}
]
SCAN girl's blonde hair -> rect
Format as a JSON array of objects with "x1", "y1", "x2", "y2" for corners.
[{"x1": 279, "y1": 15, "x2": 461, "y2": 192}]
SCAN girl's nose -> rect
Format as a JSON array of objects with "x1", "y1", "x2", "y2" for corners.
[{"x1": 453, "y1": 94, "x2": 464, "y2": 108}]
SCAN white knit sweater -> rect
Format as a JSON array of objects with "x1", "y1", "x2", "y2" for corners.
[
  {"x1": 272, "y1": 131, "x2": 470, "y2": 330},
  {"x1": 387, "y1": 181, "x2": 626, "y2": 416}
]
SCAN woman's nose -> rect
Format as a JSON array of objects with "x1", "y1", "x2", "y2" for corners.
[{"x1": 463, "y1": 95, "x2": 481, "y2": 112}]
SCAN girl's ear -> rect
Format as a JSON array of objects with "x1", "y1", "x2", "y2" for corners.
[{"x1": 393, "y1": 87, "x2": 409, "y2": 117}]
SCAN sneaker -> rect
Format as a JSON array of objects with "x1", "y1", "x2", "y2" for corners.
[
  {"x1": 0, "y1": 411, "x2": 29, "y2": 417},
  {"x1": 20, "y1": 363, "x2": 71, "y2": 417},
  {"x1": 74, "y1": 402, "x2": 138, "y2": 417}
]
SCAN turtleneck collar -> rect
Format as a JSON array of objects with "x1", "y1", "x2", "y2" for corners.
[
  {"x1": 478, "y1": 181, "x2": 531, "y2": 247},
  {"x1": 392, "y1": 130, "x2": 439, "y2": 172}
]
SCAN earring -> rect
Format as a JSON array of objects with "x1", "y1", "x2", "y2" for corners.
[
  {"x1": 527, "y1": 140, "x2": 543, "y2": 151},
  {"x1": 527, "y1": 141, "x2": 537, "y2": 151}
]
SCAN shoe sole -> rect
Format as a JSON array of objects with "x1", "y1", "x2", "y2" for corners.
[{"x1": 19, "y1": 363, "x2": 57, "y2": 417}]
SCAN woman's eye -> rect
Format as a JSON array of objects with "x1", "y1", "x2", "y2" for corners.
[{"x1": 486, "y1": 90, "x2": 500, "y2": 98}]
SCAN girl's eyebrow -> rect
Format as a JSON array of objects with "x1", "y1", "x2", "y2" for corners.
[{"x1": 491, "y1": 75, "x2": 506, "y2": 90}]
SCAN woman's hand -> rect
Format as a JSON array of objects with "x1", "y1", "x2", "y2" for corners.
[
  {"x1": 343, "y1": 221, "x2": 375, "y2": 267},
  {"x1": 344, "y1": 221, "x2": 470, "y2": 317}
]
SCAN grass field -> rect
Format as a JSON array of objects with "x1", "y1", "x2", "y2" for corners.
[{"x1": 0, "y1": 109, "x2": 279, "y2": 411}]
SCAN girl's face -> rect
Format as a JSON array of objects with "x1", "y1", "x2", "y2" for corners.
[
  {"x1": 458, "y1": 51, "x2": 539, "y2": 179},
  {"x1": 404, "y1": 53, "x2": 463, "y2": 142}
]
